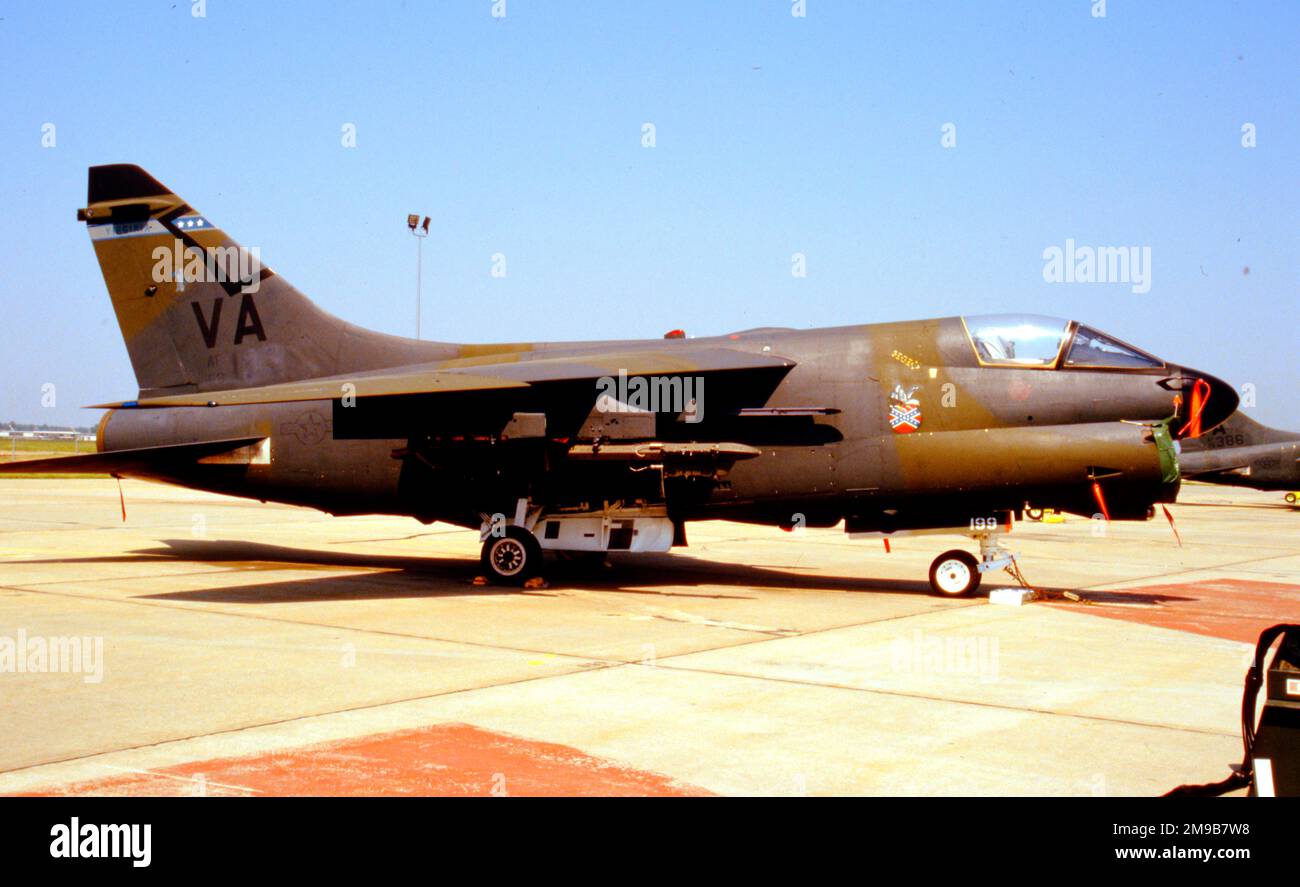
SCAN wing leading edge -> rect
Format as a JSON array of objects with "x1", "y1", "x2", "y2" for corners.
[{"x1": 91, "y1": 347, "x2": 796, "y2": 409}]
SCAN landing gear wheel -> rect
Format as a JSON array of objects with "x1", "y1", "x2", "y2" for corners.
[
  {"x1": 480, "y1": 527, "x2": 541, "y2": 585},
  {"x1": 1286, "y1": 493, "x2": 1297, "y2": 505},
  {"x1": 929, "y1": 550, "x2": 981, "y2": 597},
  {"x1": 1025, "y1": 507, "x2": 1044, "y2": 522}
]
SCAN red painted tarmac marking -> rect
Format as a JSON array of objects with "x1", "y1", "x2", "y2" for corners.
[
  {"x1": 21, "y1": 724, "x2": 712, "y2": 797},
  {"x1": 1050, "y1": 578, "x2": 1300, "y2": 644}
]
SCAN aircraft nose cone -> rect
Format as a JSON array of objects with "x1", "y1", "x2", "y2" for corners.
[{"x1": 1166, "y1": 367, "x2": 1239, "y2": 438}]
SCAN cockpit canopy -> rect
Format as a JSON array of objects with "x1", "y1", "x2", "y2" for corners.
[
  {"x1": 962, "y1": 314, "x2": 1164, "y2": 370},
  {"x1": 964, "y1": 315, "x2": 1070, "y2": 367}
]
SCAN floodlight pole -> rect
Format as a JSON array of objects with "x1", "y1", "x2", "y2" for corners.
[{"x1": 408, "y1": 215, "x2": 430, "y2": 340}]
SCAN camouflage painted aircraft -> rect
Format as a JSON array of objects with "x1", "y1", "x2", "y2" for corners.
[
  {"x1": 0, "y1": 165, "x2": 1239, "y2": 595},
  {"x1": 1178, "y1": 410, "x2": 1300, "y2": 497}
]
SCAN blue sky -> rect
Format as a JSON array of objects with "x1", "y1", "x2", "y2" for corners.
[{"x1": 1, "y1": 1, "x2": 1296, "y2": 427}]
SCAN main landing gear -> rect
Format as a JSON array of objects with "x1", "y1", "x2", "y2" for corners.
[
  {"x1": 927, "y1": 530, "x2": 1017, "y2": 597},
  {"x1": 480, "y1": 526, "x2": 542, "y2": 585},
  {"x1": 476, "y1": 499, "x2": 676, "y2": 585}
]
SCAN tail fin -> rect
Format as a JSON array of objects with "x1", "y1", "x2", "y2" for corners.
[
  {"x1": 80, "y1": 164, "x2": 443, "y2": 396},
  {"x1": 1183, "y1": 410, "x2": 1300, "y2": 451}
]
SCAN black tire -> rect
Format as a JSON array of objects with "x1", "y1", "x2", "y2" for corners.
[
  {"x1": 928, "y1": 550, "x2": 981, "y2": 597},
  {"x1": 480, "y1": 526, "x2": 541, "y2": 585},
  {"x1": 1025, "y1": 507, "x2": 1044, "y2": 522},
  {"x1": 1286, "y1": 493, "x2": 1297, "y2": 505}
]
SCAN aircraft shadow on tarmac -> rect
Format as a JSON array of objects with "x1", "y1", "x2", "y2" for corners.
[
  {"x1": 19, "y1": 537, "x2": 1031, "y2": 603},
  {"x1": 14, "y1": 537, "x2": 1197, "y2": 606},
  {"x1": 154, "y1": 538, "x2": 946, "y2": 602}
]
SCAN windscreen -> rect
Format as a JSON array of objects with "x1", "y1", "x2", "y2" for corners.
[{"x1": 1064, "y1": 326, "x2": 1165, "y2": 369}]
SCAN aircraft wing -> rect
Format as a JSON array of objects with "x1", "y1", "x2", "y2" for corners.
[
  {"x1": 1178, "y1": 444, "x2": 1271, "y2": 478},
  {"x1": 91, "y1": 347, "x2": 794, "y2": 409},
  {"x1": 1179, "y1": 462, "x2": 1253, "y2": 478},
  {"x1": 0, "y1": 437, "x2": 265, "y2": 476}
]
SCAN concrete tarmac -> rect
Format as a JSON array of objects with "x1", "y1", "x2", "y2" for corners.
[{"x1": 0, "y1": 478, "x2": 1296, "y2": 795}]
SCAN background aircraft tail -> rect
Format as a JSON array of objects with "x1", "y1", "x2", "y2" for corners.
[
  {"x1": 1180, "y1": 410, "x2": 1300, "y2": 451},
  {"x1": 80, "y1": 164, "x2": 448, "y2": 397}
]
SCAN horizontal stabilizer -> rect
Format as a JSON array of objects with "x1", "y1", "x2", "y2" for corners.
[{"x1": 0, "y1": 437, "x2": 264, "y2": 476}]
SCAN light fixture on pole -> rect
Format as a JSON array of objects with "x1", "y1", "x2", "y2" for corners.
[{"x1": 407, "y1": 214, "x2": 431, "y2": 339}]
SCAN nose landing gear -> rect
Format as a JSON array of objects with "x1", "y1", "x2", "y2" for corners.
[
  {"x1": 929, "y1": 550, "x2": 980, "y2": 596},
  {"x1": 927, "y1": 529, "x2": 1019, "y2": 597}
]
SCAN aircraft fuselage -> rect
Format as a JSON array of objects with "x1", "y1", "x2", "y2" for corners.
[{"x1": 96, "y1": 316, "x2": 1230, "y2": 534}]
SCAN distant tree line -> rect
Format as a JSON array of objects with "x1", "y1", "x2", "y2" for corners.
[{"x1": 0, "y1": 421, "x2": 98, "y2": 433}]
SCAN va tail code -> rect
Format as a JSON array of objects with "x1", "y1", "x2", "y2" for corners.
[{"x1": 191, "y1": 294, "x2": 267, "y2": 348}]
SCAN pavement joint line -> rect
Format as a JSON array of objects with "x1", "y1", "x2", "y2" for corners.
[
  {"x1": 645, "y1": 612, "x2": 799, "y2": 637},
  {"x1": 0, "y1": 581, "x2": 624, "y2": 664},
  {"x1": 643, "y1": 661, "x2": 1239, "y2": 739},
  {"x1": 1074, "y1": 551, "x2": 1300, "y2": 592},
  {"x1": 94, "y1": 764, "x2": 262, "y2": 795},
  {"x1": 567, "y1": 600, "x2": 988, "y2": 663}
]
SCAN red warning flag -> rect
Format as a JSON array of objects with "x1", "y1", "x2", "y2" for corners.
[{"x1": 1091, "y1": 481, "x2": 1111, "y2": 521}]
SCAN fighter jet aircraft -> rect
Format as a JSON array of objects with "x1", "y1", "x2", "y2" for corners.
[
  {"x1": 1177, "y1": 410, "x2": 1300, "y2": 496},
  {"x1": 0, "y1": 165, "x2": 1239, "y2": 595}
]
